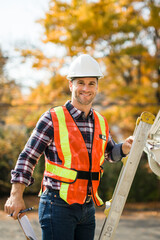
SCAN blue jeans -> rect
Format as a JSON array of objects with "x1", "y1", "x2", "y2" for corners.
[{"x1": 38, "y1": 189, "x2": 96, "y2": 240}]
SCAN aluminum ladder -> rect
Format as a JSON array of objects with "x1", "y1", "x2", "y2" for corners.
[{"x1": 98, "y1": 111, "x2": 155, "y2": 240}]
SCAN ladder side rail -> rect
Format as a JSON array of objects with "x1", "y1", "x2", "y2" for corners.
[{"x1": 108, "y1": 120, "x2": 139, "y2": 203}]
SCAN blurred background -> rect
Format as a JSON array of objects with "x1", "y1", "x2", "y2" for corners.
[{"x1": 0, "y1": 0, "x2": 160, "y2": 205}]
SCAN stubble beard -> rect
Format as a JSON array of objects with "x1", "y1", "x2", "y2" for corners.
[{"x1": 75, "y1": 91, "x2": 95, "y2": 106}]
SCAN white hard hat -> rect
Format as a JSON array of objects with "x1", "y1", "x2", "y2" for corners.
[{"x1": 67, "y1": 54, "x2": 103, "y2": 80}]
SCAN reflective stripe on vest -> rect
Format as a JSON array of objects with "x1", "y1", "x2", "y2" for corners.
[
  {"x1": 54, "y1": 106, "x2": 72, "y2": 168},
  {"x1": 45, "y1": 160, "x2": 77, "y2": 183},
  {"x1": 44, "y1": 106, "x2": 109, "y2": 205},
  {"x1": 94, "y1": 110, "x2": 107, "y2": 166}
]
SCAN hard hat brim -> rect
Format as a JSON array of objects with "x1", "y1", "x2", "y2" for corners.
[{"x1": 67, "y1": 75, "x2": 104, "y2": 80}]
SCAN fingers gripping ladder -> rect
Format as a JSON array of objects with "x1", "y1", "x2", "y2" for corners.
[{"x1": 98, "y1": 112, "x2": 155, "y2": 240}]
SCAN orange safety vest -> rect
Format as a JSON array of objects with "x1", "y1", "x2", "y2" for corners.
[{"x1": 44, "y1": 106, "x2": 109, "y2": 206}]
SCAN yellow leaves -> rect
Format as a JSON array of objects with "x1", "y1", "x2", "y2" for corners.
[
  {"x1": 40, "y1": 0, "x2": 124, "y2": 52},
  {"x1": 146, "y1": 4, "x2": 160, "y2": 29},
  {"x1": 27, "y1": 74, "x2": 69, "y2": 105},
  {"x1": 0, "y1": 140, "x2": 12, "y2": 162}
]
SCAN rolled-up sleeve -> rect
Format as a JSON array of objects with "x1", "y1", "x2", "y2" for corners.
[
  {"x1": 105, "y1": 132, "x2": 126, "y2": 162},
  {"x1": 11, "y1": 111, "x2": 53, "y2": 186}
]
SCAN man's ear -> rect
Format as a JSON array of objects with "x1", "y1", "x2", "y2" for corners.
[{"x1": 69, "y1": 80, "x2": 73, "y2": 92}]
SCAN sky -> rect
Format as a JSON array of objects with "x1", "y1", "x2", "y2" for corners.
[
  {"x1": 0, "y1": 0, "x2": 55, "y2": 94},
  {"x1": 0, "y1": 0, "x2": 49, "y2": 50}
]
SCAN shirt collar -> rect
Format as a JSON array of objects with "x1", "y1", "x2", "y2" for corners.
[{"x1": 65, "y1": 100, "x2": 94, "y2": 120}]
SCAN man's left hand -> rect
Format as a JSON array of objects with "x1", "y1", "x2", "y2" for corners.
[{"x1": 122, "y1": 136, "x2": 134, "y2": 155}]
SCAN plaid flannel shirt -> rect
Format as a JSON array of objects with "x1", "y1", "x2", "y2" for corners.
[{"x1": 11, "y1": 101, "x2": 125, "y2": 190}]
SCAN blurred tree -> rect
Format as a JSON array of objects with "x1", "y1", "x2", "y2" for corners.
[
  {"x1": 0, "y1": 50, "x2": 34, "y2": 194},
  {"x1": 0, "y1": 125, "x2": 28, "y2": 194},
  {"x1": 0, "y1": 50, "x2": 23, "y2": 124}
]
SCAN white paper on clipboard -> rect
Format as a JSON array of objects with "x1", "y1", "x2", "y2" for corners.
[{"x1": 18, "y1": 215, "x2": 38, "y2": 240}]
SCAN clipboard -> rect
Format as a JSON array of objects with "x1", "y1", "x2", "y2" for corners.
[{"x1": 18, "y1": 215, "x2": 38, "y2": 240}]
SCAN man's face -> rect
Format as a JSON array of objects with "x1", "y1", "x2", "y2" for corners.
[{"x1": 69, "y1": 77, "x2": 98, "y2": 107}]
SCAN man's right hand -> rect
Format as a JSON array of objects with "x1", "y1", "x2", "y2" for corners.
[{"x1": 4, "y1": 183, "x2": 26, "y2": 220}]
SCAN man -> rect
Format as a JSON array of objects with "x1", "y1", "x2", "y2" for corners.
[{"x1": 4, "y1": 54, "x2": 133, "y2": 240}]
